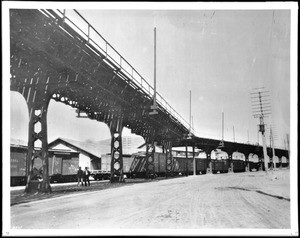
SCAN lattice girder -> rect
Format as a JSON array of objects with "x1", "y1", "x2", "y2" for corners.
[{"x1": 109, "y1": 118, "x2": 124, "y2": 183}]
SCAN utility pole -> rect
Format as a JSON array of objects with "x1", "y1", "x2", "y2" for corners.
[
  {"x1": 150, "y1": 27, "x2": 158, "y2": 115},
  {"x1": 271, "y1": 126, "x2": 276, "y2": 170},
  {"x1": 251, "y1": 87, "x2": 272, "y2": 174},
  {"x1": 193, "y1": 144, "x2": 196, "y2": 176},
  {"x1": 233, "y1": 126, "x2": 235, "y2": 143},
  {"x1": 222, "y1": 112, "x2": 224, "y2": 142},
  {"x1": 187, "y1": 90, "x2": 192, "y2": 139},
  {"x1": 185, "y1": 142, "x2": 189, "y2": 177},
  {"x1": 247, "y1": 130, "x2": 250, "y2": 144},
  {"x1": 189, "y1": 90, "x2": 196, "y2": 176},
  {"x1": 218, "y1": 112, "x2": 224, "y2": 148}
]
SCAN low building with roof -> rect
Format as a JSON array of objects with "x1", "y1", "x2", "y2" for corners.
[{"x1": 48, "y1": 137, "x2": 110, "y2": 172}]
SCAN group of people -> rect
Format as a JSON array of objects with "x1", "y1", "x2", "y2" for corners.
[{"x1": 77, "y1": 167, "x2": 91, "y2": 187}]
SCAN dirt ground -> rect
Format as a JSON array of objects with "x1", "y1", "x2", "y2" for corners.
[{"x1": 9, "y1": 169, "x2": 292, "y2": 233}]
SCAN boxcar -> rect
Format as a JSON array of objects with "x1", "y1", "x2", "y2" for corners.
[
  {"x1": 281, "y1": 156, "x2": 288, "y2": 168},
  {"x1": 232, "y1": 152, "x2": 246, "y2": 172},
  {"x1": 211, "y1": 159, "x2": 229, "y2": 174},
  {"x1": 154, "y1": 153, "x2": 167, "y2": 177},
  {"x1": 196, "y1": 158, "x2": 207, "y2": 174},
  {"x1": 248, "y1": 154, "x2": 260, "y2": 171},
  {"x1": 173, "y1": 157, "x2": 194, "y2": 175},
  {"x1": 10, "y1": 145, "x2": 80, "y2": 186},
  {"x1": 10, "y1": 146, "x2": 27, "y2": 186}
]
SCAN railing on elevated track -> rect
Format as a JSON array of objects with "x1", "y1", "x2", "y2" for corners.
[{"x1": 39, "y1": 9, "x2": 193, "y2": 134}]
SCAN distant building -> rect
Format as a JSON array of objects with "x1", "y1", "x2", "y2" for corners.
[
  {"x1": 48, "y1": 136, "x2": 146, "y2": 171},
  {"x1": 48, "y1": 138, "x2": 108, "y2": 171}
]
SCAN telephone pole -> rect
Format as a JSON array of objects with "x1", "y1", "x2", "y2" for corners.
[
  {"x1": 150, "y1": 27, "x2": 158, "y2": 115},
  {"x1": 218, "y1": 112, "x2": 224, "y2": 148},
  {"x1": 251, "y1": 87, "x2": 272, "y2": 174},
  {"x1": 233, "y1": 126, "x2": 235, "y2": 143},
  {"x1": 247, "y1": 130, "x2": 250, "y2": 144}
]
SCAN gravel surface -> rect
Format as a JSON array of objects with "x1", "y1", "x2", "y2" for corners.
[{"x1": 10, "y1": 170, "x2": 291, "y2": 232}]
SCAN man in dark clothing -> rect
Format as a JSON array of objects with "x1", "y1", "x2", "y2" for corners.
[
  {"x1": 83, "y1": 167, "x2": 91, "y2": 186},
  {"x1": 77, "y1": 167, "x2": 84, "y2": 187}
]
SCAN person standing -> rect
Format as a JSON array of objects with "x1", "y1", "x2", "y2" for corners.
[
  {"x1": 77, "y1": 167, "x2": 84, "y2": 187},
  {"x1": 83, "y1": 167, "x2": 91, "y2": 186}
]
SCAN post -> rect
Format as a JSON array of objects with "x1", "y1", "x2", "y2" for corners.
[
  {"x1": 228, "y1": 153, "x2": 234, "y2": 173},
  {"x1": 193, "y1": 144, "x2": 196, "y2": 176},
  {"x1": 222, "y1": 112, "x2": 224, "y2": 141},
  {"x1": 185, "y1": 143, "x2": 188, "y2": 176},
  {"x1": 154, "y1": 27, "x2": 156, "y2": 104},
  {"x1": 262, "y1": 131, "x2": 269, "y2": 174},
  {"x1": 189, "y1": 90, "x2": 192, "y2": 131},
  {"x1": 247, "y1": 130, "x2": 250, "y2": 144},
  {"x1": 150, "y1": 27, "x2": 158, "y2": 115},
  {"x1": 245, "y1": 153, "x2": 250, "y2": 172},
  {"x1": 233, "y1": 126, "x2": 235, "y2": 142},
  {"x1": 271, "y1": 127, "x2": 276, "y2": 170},
  {"x1": 259, "y1": 116, "x2": 268, "y2": 174}
]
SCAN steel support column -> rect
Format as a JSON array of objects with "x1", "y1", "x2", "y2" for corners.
[
  {"x1": 109, "y1": 118, "x2": 124, "y2": 183},
  {"x1": 244, "y1": 152, "x2": 251, "y2": 172},
  {"x1": 279, "y1": 156, "x2": 282, "y2": 169},
  {"x1": 145, "y1": 143, "x2": 155, "y2": 179},
  {"x1": 228, "y1": 153, "x2": 234, "y2": 173},
  {"x1": 164, "y1": 141, "x2": 173, "y2": 177},
  {"x1": 25, "y1": 100, "x2": 52, "y2": 193},
  {"x1": 191, "y1": 145, "x2": 196, "y2": 175},
  {"x1": 185, "y1": 144, "x2": 189, "y2": 176},
  {"x1": 205, "y1": 150, "x2": 212, "y2": 174}
]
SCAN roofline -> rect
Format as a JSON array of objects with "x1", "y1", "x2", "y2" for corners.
[{"x1": 49, "y1": 138, "x2": 101, "y2": 159}]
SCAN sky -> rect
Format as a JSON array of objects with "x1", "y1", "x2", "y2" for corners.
[{"x1": 8, "y1": 3, "x2": 295, "y2": 149}]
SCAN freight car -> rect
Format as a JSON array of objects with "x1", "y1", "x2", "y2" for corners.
[
  {"x1": 10, "y1": 144, "x2": 80, "y2": 186},
  {"x1": 211, "y1": 159, "x2": 229, "y2": 174},
  {"x1": 127, "y1": 152, "x2": 168, "y2": 178},
  {"x1": 196, "y1": 158, "x2": 207, "y2": 174},
  {"x1": 248, "y1": 153, "x2": 260, "y2": 171},
  {"x1": 281, "y1": 156, "x2": 288, "y2": 168},
  {"x1": 94, "y1": 152, "x2": 207, "y2": 179},
  {"x1": 48, "y1": 151, "x2": 80, "y2": 183},
  {"x1": 232, "y1": 152, "x2": 246, "y2": 173},
  {"x1": 211, "y1": 150, "x2": 229, "y2": 174},
  {"x1": 128, "y1": 153, "x2": 208, "y2": 177},
  {"x1": 93, "y1": 154, "x2": 135, "y2": 180},
  {"x1": 10, "y1": 145, "x2": 27, "y2": 186}
]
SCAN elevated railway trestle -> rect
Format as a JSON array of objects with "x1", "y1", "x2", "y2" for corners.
[
  {"x1": 10, "y1": 9, "x2": 191, "y2": 192},
  {"x1": 10, "y1": 9, "x2": 289, "y2": 193}
]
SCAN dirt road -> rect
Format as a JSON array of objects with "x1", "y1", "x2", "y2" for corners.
[{"x1": 10, "y1": 170, "x2": 290, "y2": 230}]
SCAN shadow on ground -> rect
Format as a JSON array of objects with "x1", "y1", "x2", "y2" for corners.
[{"x1": 10, "y1": 177, "x2": 172, "y2": 206}]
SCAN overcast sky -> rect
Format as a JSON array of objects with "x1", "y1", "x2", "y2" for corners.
[{"x1": 9, "y1": 3, "x2": 294, "y2": 149}]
